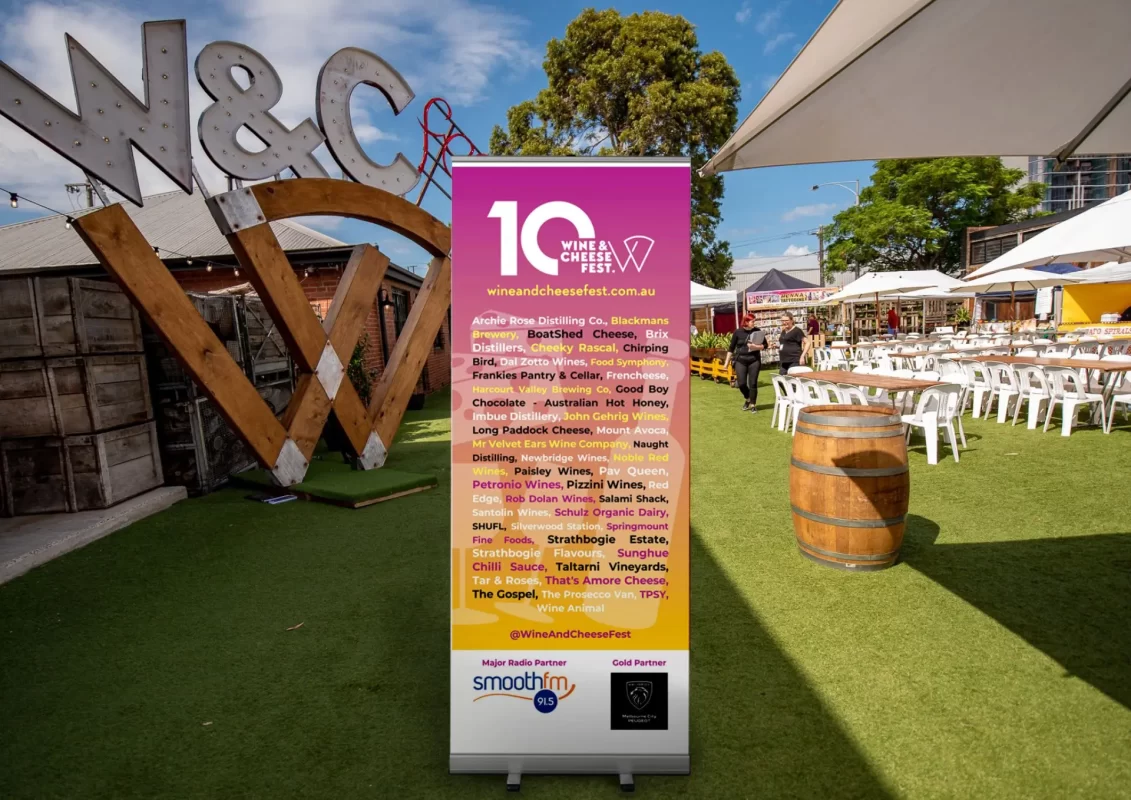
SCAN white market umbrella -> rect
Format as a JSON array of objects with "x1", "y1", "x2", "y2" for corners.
[
  {"x1": 956, "y1": 268, "x2": 1084, "y2": 334},
  {"x1": 967, "y1": 191, "x2": 1131, "y2": 279},
  {"x1": 822, "y1": 271, "x2": 938, "y2": 334},
  {"x1": 702, "y1": 0, "x2": 1131, "y2": 176},
  {"x1": 1074, "y1": 261, "x2": 1131, "y2": 284}
]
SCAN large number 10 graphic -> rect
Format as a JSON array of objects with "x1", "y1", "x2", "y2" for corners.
[{"x1": 488, "y1": 201, "x2": 596, "y2": 277}]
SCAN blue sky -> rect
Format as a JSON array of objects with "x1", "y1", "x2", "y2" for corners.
[{"x1": 0, "y1": 0, "x2": 869, "y2": 273}]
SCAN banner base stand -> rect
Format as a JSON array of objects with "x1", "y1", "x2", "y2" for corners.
[
  {"x1": 620, "y1": 772, "x2": 635, "y2": 793},
  {"x1": 450, "y1": 754, "x2": 689, "y2": 776}
]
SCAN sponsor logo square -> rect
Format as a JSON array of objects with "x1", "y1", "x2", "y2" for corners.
[{"x1": 610, "y1": 672, "x2": 668, "y2": 730}]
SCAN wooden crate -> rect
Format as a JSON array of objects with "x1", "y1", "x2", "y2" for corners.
[
  {"x1": 0, "y1": 422, "x2": 162, "y2": 516},
  {"x1": 0, "y1": 276, "x2": 142, "y2": 360},
  {"x1": 0, "y1": 355, "x2": 152, "y2": 438}
]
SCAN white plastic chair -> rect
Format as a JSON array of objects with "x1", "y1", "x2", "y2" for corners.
[
  {"x1": 770, "y1": 375, "x2": 791, "y2": 430},
  {"x1": 1011, "y1": 365, "x2": 1050, "y2": 429},
  {"x1": 826, "y1": 349, "x2": 849, "y2": 370},
  {"x1": 787, "y1": 366, "x2": 813, "y2": 375},
  {"x1": 901, "y1": 384, "x2": 965, "y2": 464},
  {"x1": 1107, "y1": 387, "x2": 1131, "y2": 433},
  {"x1": 812, "y1": 381, "x2": 841, "y2": 405},
  {"x1": 959, "y1": 360, "x2": 992, "y2": 417},
  {"x1": 779, "y1": 377, "x2": 809, "y2": 433},
  {"x1": 1043, "y1": 367, "x2": 1106, "y2": 437},
  {"x1": 835, "y1": 385, "x2": 871, "y2": 405},
  {"x1": 982, "y1": 361, "x2": 1020, "y2": 423}
]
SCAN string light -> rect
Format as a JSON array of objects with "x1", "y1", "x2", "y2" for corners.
[
  {"x1": 9, "y1": 193, "x2": 17, "y2": 208},
  {"x1": 64, "y1": 217, "x2": 72, "y2": 230},
  {"x1": 186, "y1": 257, "x2": 193, "y2": 266},
  {"x1": 233, "y1": 267, "x2": 240, "y2": 277},
  {"x1": 154, "y1": 246, "x2": 160, "y2": 255},
  {"x1": 206, "y1": 263, "x2": 213, "y2": 272}
]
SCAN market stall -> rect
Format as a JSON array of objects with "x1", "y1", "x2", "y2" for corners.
[{"x1": 744, "y1": 270, "x2": 833, "y2": 363}]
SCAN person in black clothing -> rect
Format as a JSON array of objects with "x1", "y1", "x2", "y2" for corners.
[
  {"x1": 777, "y1": 312, "x2": 810, "y2": 375},
  {"x1": 725, "y1": 314, "x2": 766, "y2": 412}
]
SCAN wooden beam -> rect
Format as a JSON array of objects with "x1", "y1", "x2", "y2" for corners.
[
  {"x1": 325, "y1": 246, "x2": 389, "y2": 359},
  {"x1": 226, "y1": 223, "x2": 327, "y2": 371},
  {"x1": 369, "y1": 255, "x2": 451, "y2": 445},
  {"x1": 250, "y1": 179, "x2": 450, "y2": 257},
  {"x1": 282, "y1": 373, "x2": 332, "y2": 460},
  {"x1": 272, "y1": 244, "x2": 386, "y2": 460},
  {"x1": 71, "y1": 205, "x2": 287, "y2": 467}
]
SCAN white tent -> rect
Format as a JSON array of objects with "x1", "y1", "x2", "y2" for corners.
[
  {"x1": 690, "y1": 281, "x2": 740, "y2": 335},
  {"x1": 702, "y1": 0, "x2": 1131, "y2": 176},
  {"x1": 967, "y1": 191, "x2": 1131, "y2": 279},
  {"x1": 691, "y1": 281, "x2": 738, "y2": 308}
]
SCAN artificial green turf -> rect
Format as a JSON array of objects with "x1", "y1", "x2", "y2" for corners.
[
  {"x1": 232, "y1": 458, "x2": 437, "y2": 505},
  {"x1": 1, "y1": 381, "x2": 1129, "y2": 799}
]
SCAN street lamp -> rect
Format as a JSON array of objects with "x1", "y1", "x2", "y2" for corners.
[
  {"x1": 812, "y1": 180, "x2": 861, "y2": 206},
  {"x1": 812, "y1": 180, "x2": 862, "y2": 279}
]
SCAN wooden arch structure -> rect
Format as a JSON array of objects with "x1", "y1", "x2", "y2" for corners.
[{"x1": 73, "y1": 178, "x2": 451, "y2": 486}]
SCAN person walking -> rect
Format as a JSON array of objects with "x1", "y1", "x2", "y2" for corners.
[
  {"x1": 887, "y1": 306, "x2": 900, "y2": 337},
  {"x1": 725, "y1": 314, "x2": 766, "y2": 412},
  {"x1": 807, "y1": 313, "x2": 820, "y2": 336},
  {"x1": 778, "y1": 312, "x2": 810, "y2": 375}
]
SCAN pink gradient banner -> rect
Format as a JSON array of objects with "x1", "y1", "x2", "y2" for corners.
[{"x1": 449, "y1": 158, "x2": 691, "y2": 775}]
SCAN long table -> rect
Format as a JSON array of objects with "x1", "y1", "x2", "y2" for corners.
[
  {"x1": 803, "y1": 370, "x2": 941, "y2": 396},
  {"x1": 968, "y1": 355, "x2": 1131, "y2": 425}
]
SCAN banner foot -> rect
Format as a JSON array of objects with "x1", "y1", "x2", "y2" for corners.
[
  {"x1": 506, "y1": 772, "x2": 521, "y2": 792},
  {"x1": 619, "y1": 773, "x2": 635, "y2": 793}
]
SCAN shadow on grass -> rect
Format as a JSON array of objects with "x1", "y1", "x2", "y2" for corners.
[
  {"x1": 902, "y1": 520, "x2": 1131, "y2": 710},
  {"x1": 687, "y1": 529, "x2": 891, "y2": 796}
]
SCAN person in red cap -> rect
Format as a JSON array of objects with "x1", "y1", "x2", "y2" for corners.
[{"x1": 725, "y1": 313, "x2": 766, "y2": 412}]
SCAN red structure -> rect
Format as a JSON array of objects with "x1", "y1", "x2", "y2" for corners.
[{"x1": 415, "y1": 98, "x2": 483, "y2": 206}]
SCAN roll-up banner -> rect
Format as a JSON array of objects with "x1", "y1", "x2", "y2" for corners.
[{"x1": 449, "y1": 156, "x2": 691, "y2": 785}]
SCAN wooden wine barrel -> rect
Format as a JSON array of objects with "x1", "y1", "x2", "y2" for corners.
[{"x1": 789, "y1": 405, "x2": 909, "y2": 571}]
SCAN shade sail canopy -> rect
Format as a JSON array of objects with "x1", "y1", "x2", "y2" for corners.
[
  {"x1": 702, "y1": 0, "x2": 1131, "y2": 176},
  {"x1": 821, "y1": 270, "x2": 956, "y2": 304},
  {"x1": 690, "y1": 281, "x2": 738, "y2": 308},
  {"x1": 956, "y1": 268, "x2": 1084, "y2": 294},
  {"x1": 967, "y1": 191, "x2": 1131, "y2": 278}
]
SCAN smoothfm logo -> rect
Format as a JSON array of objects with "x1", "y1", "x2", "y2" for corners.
[
  {"x1": 472, "y1": 671, "x2": 576, "y2": 714},
  {"x1": 488, "y1": 201, "x2": 655, "y2": 277}
]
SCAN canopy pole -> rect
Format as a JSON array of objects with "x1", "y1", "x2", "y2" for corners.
[
  {"x1": 1009, "y1": 283, "x2": 1016, "y2": 351},
  {"x1": 876, "y1": 292, "x2": 881, "y2": 338}
]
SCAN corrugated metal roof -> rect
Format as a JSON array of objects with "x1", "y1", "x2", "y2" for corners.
[{"x1": 0, "y1": 190, "x2": 347, "y2": 274}]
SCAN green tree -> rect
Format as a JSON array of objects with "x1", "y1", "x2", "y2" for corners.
[
  {"x1": 824, "y1": 157, "x2": 1046, "y2": 276},
  {"x1": 490, "y1": 8, "x2": 740, "y2": 288}
]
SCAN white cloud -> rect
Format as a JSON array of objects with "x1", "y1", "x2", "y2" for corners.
[
  {"x1": 756, "y1": 4, "x2": 787, "y2": 36},
  {"x1": 763, "y1": 32, "x2": 796, "y2": 55},
  {"x1": 735, "y1": 2, "x2": 752, "y2": 24},
  {"x1": 782, "y1": 202, "x2": 837, "y2": 222},
  {"x1": 783, "y1": 244, "x2": 811, "y2": 256},
  {"x1": 0, "y1": 0, "x2": 533, "y2": 214}
]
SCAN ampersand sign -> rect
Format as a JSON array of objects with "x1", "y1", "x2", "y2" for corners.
[{"x1": 196, "y1": 41, "x2": 328, "y2": 181}]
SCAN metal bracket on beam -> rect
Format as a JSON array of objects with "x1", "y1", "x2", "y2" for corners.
[
  {"x1": 315, "y1": 342, "x2": 345, "y2": 401},
  {"x1": 207, "y1": 187, "x2": 267, "y2": 234},
  {"x1": 270, "y1": 438, "x2": 308, "y2": 486},
  {"x1": 356, "y1": 431, "x2": 387, "y2": 470}
]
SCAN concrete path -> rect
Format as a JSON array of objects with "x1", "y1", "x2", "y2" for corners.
[{"x1": 0, "y1": 487, "x2": 187, "y2": 585}]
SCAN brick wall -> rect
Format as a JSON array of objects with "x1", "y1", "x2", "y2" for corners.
[{"x1": 171, "y1": 264, "x2": 451, "y2": 396}]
